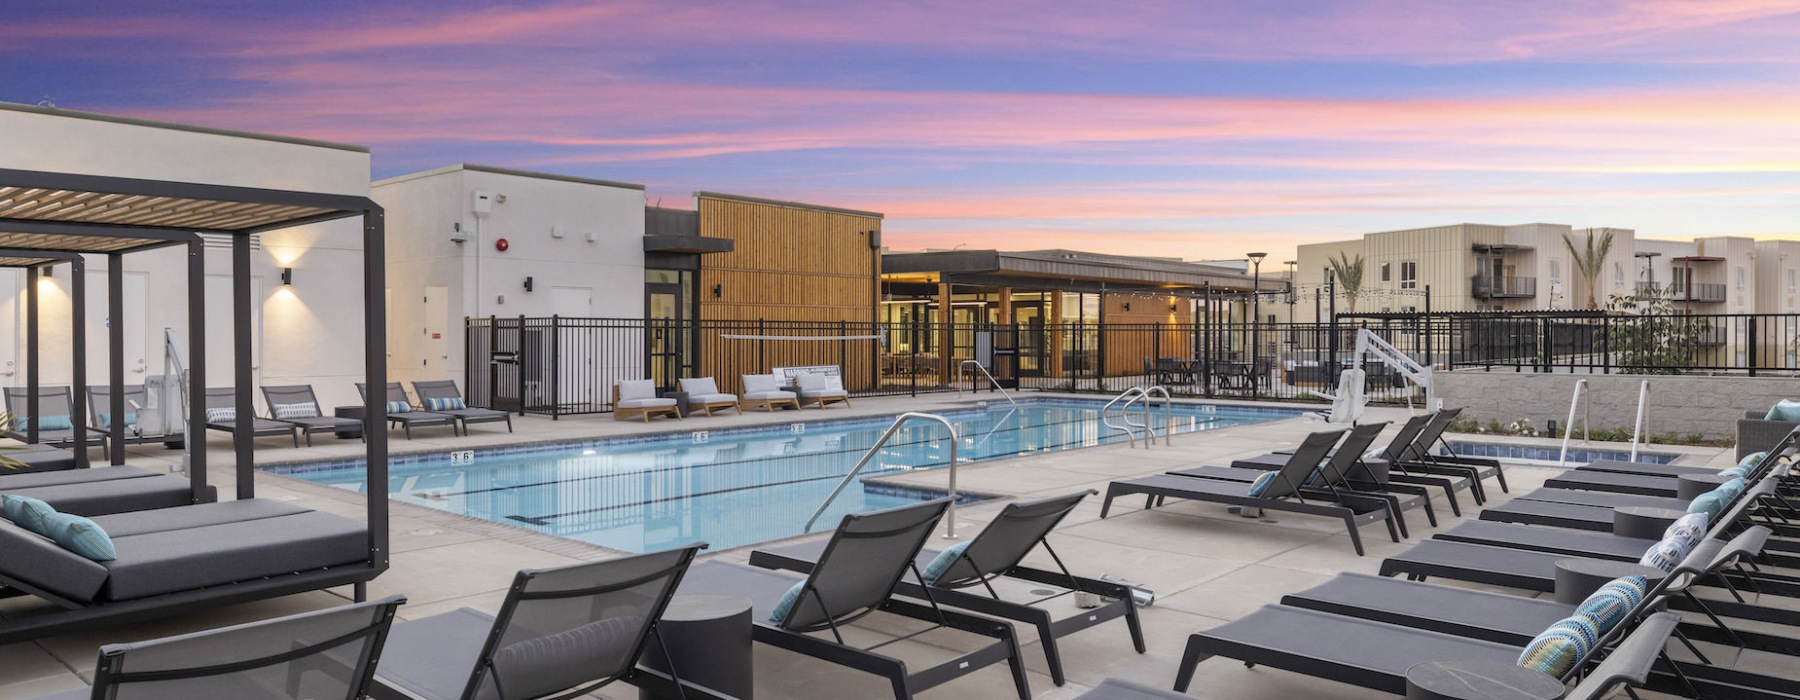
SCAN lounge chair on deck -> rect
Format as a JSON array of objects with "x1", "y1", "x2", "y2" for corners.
[
  {"x1": 795, "y1": 370, "x2": 850, "y2": 409},
  {"x1": 4, "y1": 386, "x2": 107, "y2": 453},
  {"x1": 612, "y1": 379, "x2": 681, "y2": 422},
  {"x1": 25, "y1": 594, "x2": 405, "y2": 700},
  {"x1": 261, "y1": 385, "x2": 363, "y2": 447},
  {"x1": 369, "y1": 544, "x2": 707, "y2": 700},
  {"x1": 202, "y1": 388, "x2": 299, "y2": 447},
  {"x1": 357, "y1": 382, "x2": 459, "y2": 438},
  {"x1": 1270, "y1": 413, "x2": 1472, "y2": 516},
  {"x1": 0, "y1": 496, "x2": 376, "y2": 644},
  {"x1": 1178, "y1": 421, "x2": 1436, "y2": 538},
  {"x1": 0, "y1": 465, "x2": 211, "y2": 515},
  {"x1": 1392, "y1": 407, "x2": 1508, "y2": 501},
  {"x1": 411, "y1": 379, "x2": 513, "y2": 433},
  {"x1": 676, "y1": 498, "x2": 1034, "y2": 700},
  {"x1": 677, "y1": 376, "x2": 741, "y2": 416},
  {"x1": 749, "y1": 490, "x2": 1144, "y2": 687},
  {"x1": 1101, "y1": 429, "x2": 1400, "y2": 556},
  {"x1": 741, "y1": 373, "x2": 799, "y2": 412}
]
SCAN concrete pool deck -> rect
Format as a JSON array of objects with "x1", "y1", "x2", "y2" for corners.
[{"x1": 0, "y1": 393, "x2": 1738, "y2": 698}]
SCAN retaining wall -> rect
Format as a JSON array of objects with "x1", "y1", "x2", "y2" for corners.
[{"x1": 1433, "y1": 370, "x2": 1800, "y2": 439}]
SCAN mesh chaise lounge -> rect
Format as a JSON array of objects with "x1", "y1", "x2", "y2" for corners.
[
  {"x1": 26, "y1": 594, "x2": 405, "y2": 700},
  {"x1": 1267, "y1": 412, "x2": 1473, "y2": 515},
  {"x1": 369, "y1": 544, "x2": 707, "y2": 700},
  {"x1": 202, "y1": 387, "x2": 299, "y2": 448},
  {"x1": 4, "y1": 386, "x2": 107, "y2": 452},
  {"x1": 1101, "y1": 429, "x2": 1400, "y2": 556},
  {"x1": 749, "y1": 490, "x2": 1145, "y2": 687},
  {"x1": 357, "y1": 382, "x2": 459, "y2": 438},
  {"x1": 676, "y1": 498, "x2": 1034, "y2": 700},
  {"x1": 261, "y1": 385, "x2": 364, "y2": 447},
  {"x1": 411, "y1": 379, "x2": 512, "y2": 432},
  {"x1": 0, "y1": 465, "x2": 211, "y2": 515}
]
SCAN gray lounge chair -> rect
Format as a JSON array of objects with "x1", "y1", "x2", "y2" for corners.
[
  {"x1": 677, "y1": 498, "x2": 1034, "y2": 700},
  {"x1": 0, "y1": 464, "x2": 211, "y2": 515},
  {"x1": 261, "y1": 385, "x2": 363, "y2": 446},
  {"x1": 369, "y1": 544, "x2": 706, "y2": 700},
  {"x1": 26, "y1": 595, "x2": 404, "y2": 700},
  {"x1": 411, "y1": 379, "x2": 512, "y2": 433},
  {"x1": 356, "y1": 382, "x2": 458, "y2": 439},
  {"x1": 1270, "y1": 413, "x2": 1472, "y2": 516},
  {"x1": 1101, "y1": 429, "x2": 1400, "y2": 556},
  {"x1": 3, "y1": 386, "x2": 107, "y2": 452},
  {"x1": 202, "y1": 387, "x2": 299, "y2": 448},
  {"x1": 749, "y1": 490, "x2": 1144, "y2": 687}
]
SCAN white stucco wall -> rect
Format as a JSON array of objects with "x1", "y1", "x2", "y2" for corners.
[
  {"x1": 0, "y1": 104, "x2": 375, "y2": 412},
  {"x1": 374, "y1": 165, "x2": 647, "y2": 388}
]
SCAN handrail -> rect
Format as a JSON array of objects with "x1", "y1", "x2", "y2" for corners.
[
  {"x1": 974, "y1": 406, "x2": 1018, "y2": 448},
  {"x1": 805, "y1": 412, "x2": 964, "y2": 539},
  {"x1": 957, "y1": 360, "x2": 1018, "y2": 406},
  {"x1": 1558, "y1": 379, "x2": 1591, "y2": 467},
  {"x1": 1122, "y1": 386, "x2": 1173, "y2": 446},
  {"x1": 1101, "y1": 387, "x2": 1148, "y2": 447},
  {"x1": 1630, "y1": 380, "x2": 1651, "y2": 462}
]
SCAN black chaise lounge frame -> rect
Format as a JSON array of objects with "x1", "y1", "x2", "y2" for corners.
[
  {"x1": 1101, "y1": 429, "x2": 1400, "y2": 555},
  {"x1": 678, "y1": 498, "x2": 1034, "y2": 700},
  {"x1": 260, "y1": 384, "x2": 364, "y2": 446},
  {"x1": 411, "y1": 379, "x2": 513, "y2": 434},
  {"x1": 0, "y1": 161, "x2": 392, "y2": 643},
  {"x1": 202, "y1": 386, "x2": 300, "y2": 447},
  {"x1": 358, "y1": 382, "x2": 459, "y2": 439},
  {"x1": 750, "y1": 490, "x2": 1145, "y2": 687}
]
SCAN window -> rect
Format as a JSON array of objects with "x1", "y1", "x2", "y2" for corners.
[
  {"x1": 1380, "y1": 262, "x2": 1391, "y2": 282},
  {"x1": 1613, "y1": 261, "x2": 1624, "y2": 288},
  {"x1": 1787, "y1": 269, "x2": 1795, "y2": 294},
  {"x1": 1736, "y1": 266, "x2": 1747, "y2": 291},
  {"x1": 1401, "y1": 305, "x2": 1417, "y2": 314},
  {"x1": 1548, "y1": 259, "x2": 1561, "y2": 282},
  {"x1": 1399, "y1": 261, "x2": 1417, "y2": 289}
]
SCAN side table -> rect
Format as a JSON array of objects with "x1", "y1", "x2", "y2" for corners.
[
  {"x1": 1553, "y1": 559, "x2": 1666, "y2": 605},
  {"x1": 1676, "y1": 473, "x2": 1731, "y2": 500},
  {"x1": 1612, "y1": 506, "x2": 1684, "y2": 540},
  {"x1": 332, "y1": 405, "x2": 367, "y2": 440},
  {"x1": 639, "y1": 593, "x2": 753, "y2": 700},
  {"x1": 1405, "y1": 660, "x2": 1563, "y2": 700},
  {"x1": 660, "y1": 391, "x2": 692, "y2": 418}
]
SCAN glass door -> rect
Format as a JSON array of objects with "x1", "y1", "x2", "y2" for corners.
[
  {"x1": 1013, "y1": 302, "x2": 1046, "y2": 376},
  {"x1": 645, "y1": 283, "x2": 685, "y2": 389}
]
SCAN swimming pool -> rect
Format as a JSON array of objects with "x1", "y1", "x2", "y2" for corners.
[
  {"x1": 270, "y1": 399, "x2": 1298, "y2": 552},
  {"x1": 1442, "y1": 440, "x2": 1682, "y2": 466}
]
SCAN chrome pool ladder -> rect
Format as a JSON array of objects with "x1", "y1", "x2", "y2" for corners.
[
  {"x1": 805, "y1": 412, "x2": 964, "y2": 539},
  {"x1": 1558, "y1": 379, "x2": 1590, "y2": 467},
  {"x1": 1102, "y1": 386, "x2": 1173, "y2": 448}
]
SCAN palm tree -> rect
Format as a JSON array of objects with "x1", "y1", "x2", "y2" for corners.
[
  {"x1": 1563, "y1": 228, "x2": 1616, "y2": 309},
  {"x1": 1326, "y1": 252, "x2": 1365, "y2": 313}
]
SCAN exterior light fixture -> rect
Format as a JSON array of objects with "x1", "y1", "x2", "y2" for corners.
[
  {"x1": 1122, "y1": 302, "x2": 1131, "y2": 312},
  {"x1": 712, "y1": 283, "x2": 723, "y2": 298},
  {"x1": 523, "y1": 277, "x2": 534, "y2": 292},
  {"x1": 1170, "y1": 302, "x2": 1179, "y2": 312},
  {"x1": 280, "y1": 267, "x2": 293, "y2": 286},
  {"x1": 41, "y1": 265, "x2": 51, "y2": 278}
]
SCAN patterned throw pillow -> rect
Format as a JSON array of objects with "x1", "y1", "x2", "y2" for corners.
[
  {"x1": 1663, "y1": 512, "x2": 1708, "y2": 549},
  {"x1": 1247, "y1": 470, "x2": 1280, "y2": 497},
  {"x1": 1574, "y1": 578, "x2": 1642, "y2": 635},
  {"x1": 425, "y1": 397, "x2": 467, "y2": 411},
  {"x1": 42, "y1": 511, "x2": 115, "y2": 561},
  {"x1": 1, "y1": 494, "x2": 57, "y2": 535},
  {"x1": 1591, "y1": 575, "x2": 1649, "y2": 610},
  {"x1": 273, "y1": 402, "x2": 320, "y2": 419},
  {"x1": 386, "y1": 400, "x2": 412, "y2": 414},
  {"x1": 1517, "y1": 615, "x2": 1601, "y2": 678},
  {"x1": 921, "y1": 540, "x2": 972, "y2": 584},
  {"x1": 1639, "y1": 536, "x2": 1690, "y2": 573},
  {"x1": 204, "y1": 407, "x2": 236, "y2": 424}
]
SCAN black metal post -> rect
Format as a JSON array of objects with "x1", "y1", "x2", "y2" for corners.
[
  {"x1": 69, "y1": 258, "x2": 88, "y2": 469},
  {"x1": 1423, "y1": 284, "x2": 1432, "y2": 371},
  {"x1": 187, "y1": 239, "x2": 208, "y2": 503},
  {"x1": 24, "y1": 266, "x2": 39, "y2": 445},
  {"x1": 108, "y1": 255, "x2": 125, "y2": 465},
  {"x1": 516, "y1": 314, "x2": 526, "y2": 415},
  {"x1": 1748, "y1": 316, "x2": 1759, "y2": 377},
  {"x1": 1202, "y1": 283, "x2": 1213, "y2": 397},
  {"x1": 550, "y1": 315, "x2": 560, "y2": 420},
  {"x1": 363, "y1": 209, "x2": 391, "y2": 578},
  {"x1": 233, "y1": 234, "x2": 254, "y2": 499}
]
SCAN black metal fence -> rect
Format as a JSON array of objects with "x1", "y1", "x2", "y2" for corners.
[{"x1": 465, "y1": 310, "x2": 1800, "y2": 417}]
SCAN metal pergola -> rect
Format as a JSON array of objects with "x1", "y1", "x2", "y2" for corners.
[{"x1": 0, "y1": 167, "x2": 389, "y2": 596}]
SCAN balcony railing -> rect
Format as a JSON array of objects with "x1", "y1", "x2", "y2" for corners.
[
  {"x1": 1669, "y1": 282, "x2": 1727, "y2": 303},
  {"x1": 1471, "y1": 275, "x2": 1537, "y2": 299}
]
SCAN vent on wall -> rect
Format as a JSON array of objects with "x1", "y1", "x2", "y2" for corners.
[{"x1": 199, "y1": 233, "x2": 263, "y2": 251}]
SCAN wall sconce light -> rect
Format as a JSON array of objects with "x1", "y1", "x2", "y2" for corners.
[
  {"x1": 523, "y1": 276, "x2": 534, "y2": 292},
  {"x1": 280, "y1": 267, "x2": 293, "y2": 286},
  {"x1": 712, "y1": 283, "x2": 723, "y2": 298},
  {"x1": 1170, "y1": 302, "x2": 1179, "y2": 312},
  {"x1": 1122, "y1": 302, "x2": 1131, "y2": 312},
  {"x1": 41, "y1": 266, "x2": 51, "y2": 278}
]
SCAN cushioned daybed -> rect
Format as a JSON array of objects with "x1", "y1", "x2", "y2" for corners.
[{"x1": 0, "y1": 465, "x2": 209, "y2": 515}]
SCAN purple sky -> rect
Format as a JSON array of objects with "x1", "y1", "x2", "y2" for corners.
[{"x1": 6, "y1": 0, "x2": 1798, "y2": 260}]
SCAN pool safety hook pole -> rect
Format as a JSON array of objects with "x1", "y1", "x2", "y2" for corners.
[{"x1": 803, "y1": 412, "x2": 962, "y2": 538}]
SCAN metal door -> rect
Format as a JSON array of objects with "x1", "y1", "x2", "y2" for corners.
[{"x1": 645, "y1": 283, "x2": 686, "y2": 389}]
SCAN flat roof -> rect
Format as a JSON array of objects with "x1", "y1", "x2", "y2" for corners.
[
  {"x1": 1671, "y1": 255, "x2": 1726, "y2": 262},
  {"x1": 695, "y1": 191, "x2": 883, "y2": 219},
  {"x1": 884, "y1": 248, "x2": 1273, "y2": 291},
  {"x1": 0, "y1": 102, "x2": 369, "y2": 154},
  {"x1": 374, "y1": 164, "x2": 646, "y2": 191}
]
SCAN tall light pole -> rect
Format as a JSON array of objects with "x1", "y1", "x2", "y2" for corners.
[{"x1": 1248, "y1": 252, "x2": 1267, "y2": 362}]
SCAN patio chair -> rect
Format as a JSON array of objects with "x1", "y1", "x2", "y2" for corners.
[
  {"x1": 1394, "y1": 407, "x2": 1509, "y2": 497},
  {"x1": 795, "y1": 370, "x2": 850, "y2": 409},
  {"x1": 1240, "y1": 414, "x2": 1465, "y2": 516},
  {"x1": 3, "y1": 386, "x2": 108, "y2": 452},
  {"x1": 0, "y1": 464, "x2": 211, "y2": 515},
  {"x1": 676, "y1": 498, "x2": 1034, "y2": 700},
  {"x1": 368, "y1": 544, "x2": 706, "y2": 700},
  {"x1": 84, "y1": 384, "x2": 144, "y2": 438},
  {"x1": 613, "y1": 379, "x2": 681, "y2": 422},
  {"x1": 356, "y1": 383, "x2": 459, "y2": 438},
  {"x1": 261, "y1": 385, "x2": 363, "y2": 447},
  {"x1": 411, "y1": 379, "x2": 513, "y2": 433},
  {"x1": 749, "y1": 490, "x2": 1144, "y2": 687},
  {"x1": 26, "y1": 595, "x2": 405, "y2": 700},
  {"x1": 1100, "y1": 429, "x2": 1401, "y2": 556},
  {"x1": 740, "y1": 373, "x2": 799, "y2": 412},
  {"x1": 202, "y1": 388, "x2": 300, "y2": 448},
  {"x1": 677, "y1": 377, "x2": 741, "y2": 416}
]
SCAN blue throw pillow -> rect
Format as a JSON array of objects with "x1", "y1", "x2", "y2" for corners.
[
  {"x1": 1741, "y1": 452, "x2": 1767, "y2": 468},
  {"x1": 42, "y1": 511, "x2": 115, "y2": 561},
  {"x1": 921, "y1": 540, "x2": 972, "y2": 585},
  {"x1": 1573, "y1": 586, "x2": 1634, "y2": 637},
  {"x1": 1247, "y1": 471, "x2": 1279, "y2": 497},
  {"x1": 1717, "y1": 465, "x2": 1749, "y2": 479},
  {"x1": 1591, "y1": 575, "x2": 1649, "y2": 610},
  {"x1": 1, "y1": 494, "x2": 56, "y2": 535},
  {"x1": 1767, "y1": 401, "x2": 1800, "y2": 421},
  {"x1": 386, "y1": 400, "x2": 412, "y2": 414},
  {"x1": 1517, "y1": 615, "x2": 1601, "y2": 678},
  {"x1": 38, "y1": 415, "x2": 72, "y2": 431},
  {"x1": 98, "y1": 412, "x2": 138, "y2": 430},
  {"x1": 1688, "y1": 491, "x2": 1726, "y2": 521},
  {"x1": 426, "y1": 397, "x2": 467, "y2": 411},
  {"x1": 1718, "y1": 477, "x2": 1747, "y2": 503},
  {"x1": 769, "y1": 581, "x2": 807, "y2": 624}
]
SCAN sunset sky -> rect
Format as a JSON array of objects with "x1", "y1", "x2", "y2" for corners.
[{"x1": 6, "y1": 0, "x2": 1797, "y2": 261}]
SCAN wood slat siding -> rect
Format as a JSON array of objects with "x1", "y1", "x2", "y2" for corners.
[
  {"x1": 696, "y1": 195, "x2": 882, "y2": 393},
  {"x1": 1102, "y1": 294, "x2": 1194, "y2": 376}
]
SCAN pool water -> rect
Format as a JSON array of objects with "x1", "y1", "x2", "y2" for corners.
[
  {"x1": 271, "y1": 400, "x2": 1297, "y2": 552},
  {"x1": 1443, "y1": 441, "x2": 1681, "y2": 466}
]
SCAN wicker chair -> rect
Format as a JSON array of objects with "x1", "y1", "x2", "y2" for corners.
[{"x1": 1736, "y1": 410, "x2": 1798, "y2": 460}]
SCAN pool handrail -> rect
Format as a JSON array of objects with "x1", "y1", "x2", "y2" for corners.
[
  {"x1": 1101, "y1": 387, "x2": 1147, "y2": 447},
  {"x1": 1122, "y1": 386, "x2": 1173, "y2": 447},
  {"x1": 1630, "y1": 379, "x2": 1650, "y2": 462},
  {"x1": 958, "y1": 360, "x2": 1019, "y2": 407},
  {"x1": 805, "y1": 411, "x2": 964, "y2": 539},
  {"x1": 1558, "y1": 378, "x2": 1591, "y2": 467}
]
